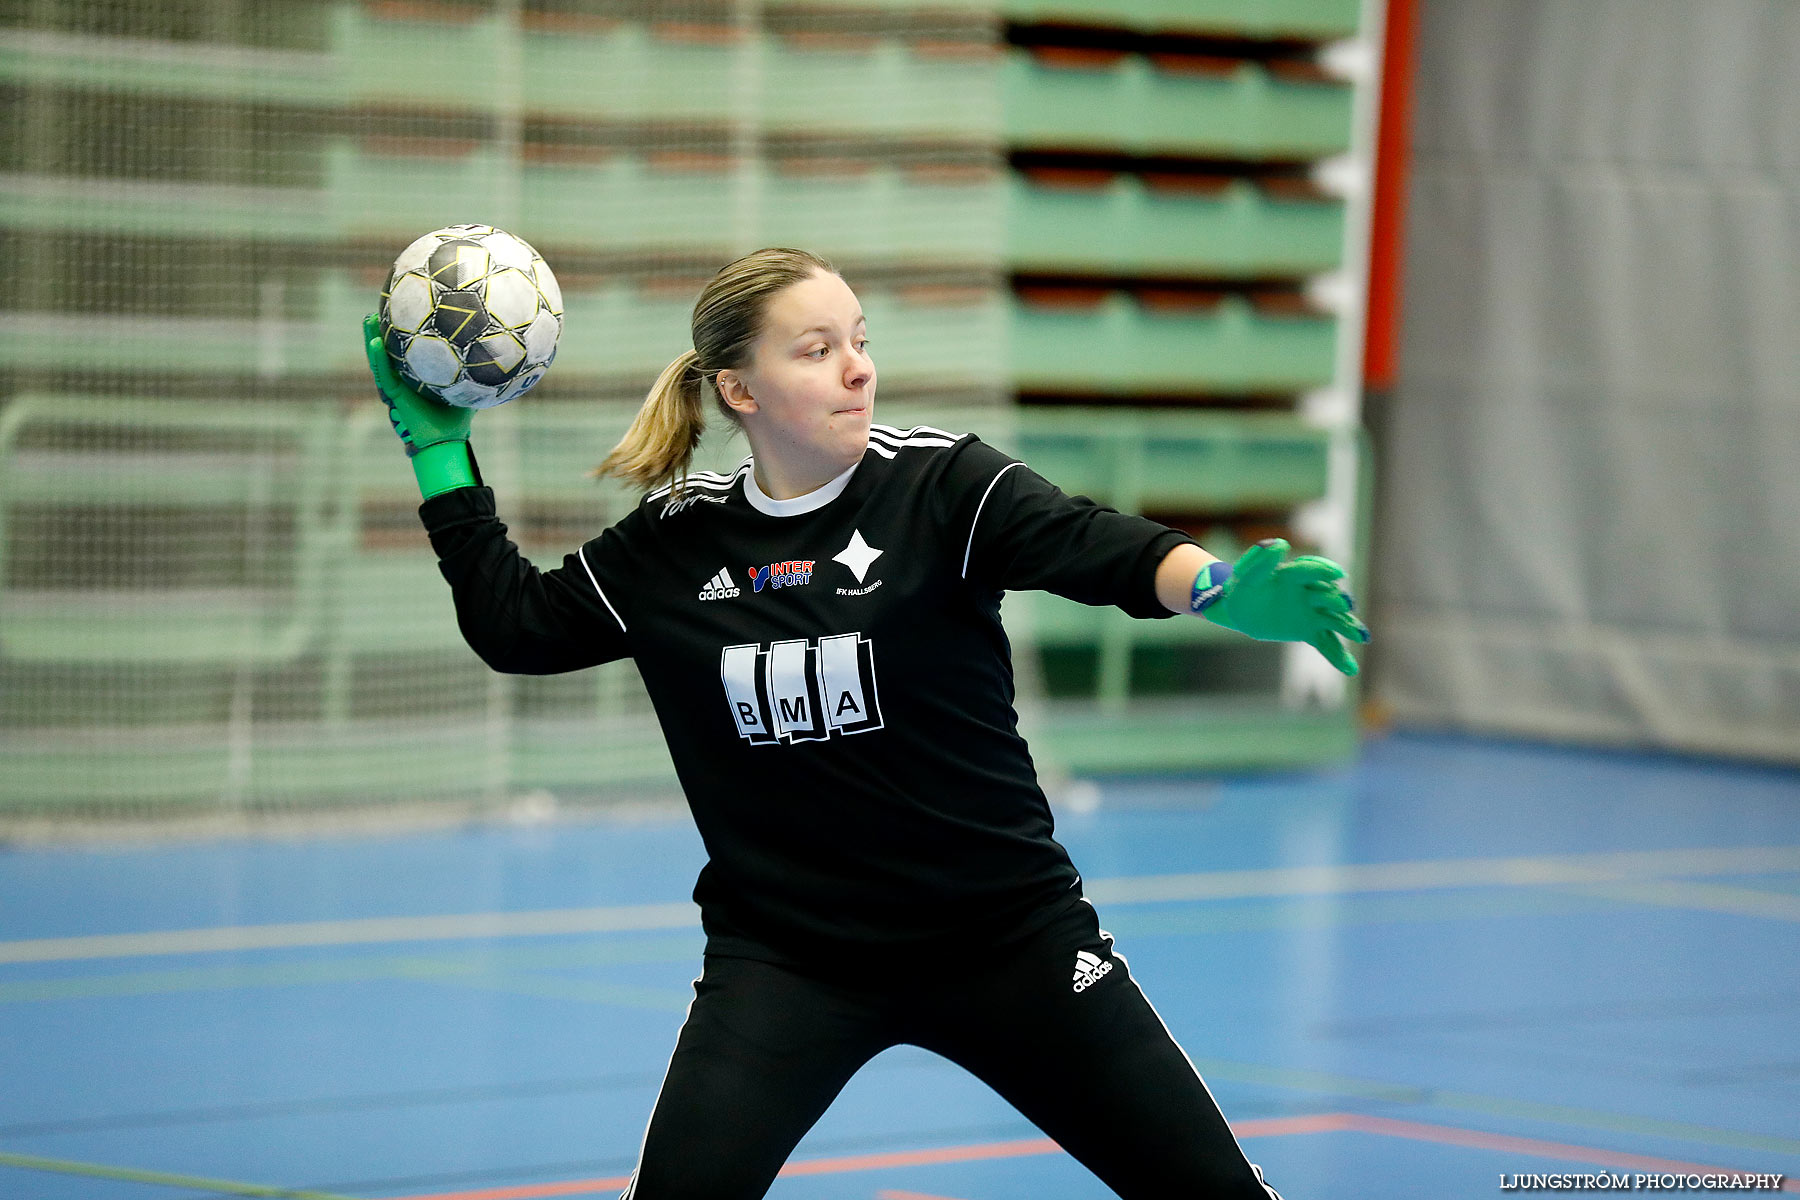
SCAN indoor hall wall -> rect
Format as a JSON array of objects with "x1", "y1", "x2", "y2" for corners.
[{"x1": 1370, "y1": 0, "x2": 1800, "y2": 760}]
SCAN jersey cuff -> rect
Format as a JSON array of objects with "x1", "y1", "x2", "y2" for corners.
[
  {"x1": 418, "y1": 483, "x2": 496, "y2": 530},
  {"x1": 418, "y1": 486, "x2": 501, "y2": 565}
]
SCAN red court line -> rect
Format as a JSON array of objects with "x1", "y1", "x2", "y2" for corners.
[
  {"x1": 382, "y1": 1136, "x2": 1061, "y2": 1199},
  {"x1": 388, "y1": 1177, "x2": 631, "y2": 1200},
  {"x1": 1228, "y1": 1113, "x2": 1358, "y2": 1138},
  {"x1": 378, "y1": 1140, "x2": 1062, "y2": 1200},
  {"x1": 776, "y1": 1137, "x2": 1057, "y2": 1176},
  {"x1": 387, "y1": 1122, "x2": 1349, "y2": 1199},
  {"x1": 383, "y1": 1112, "x2": 1793, "y2": 1200}
]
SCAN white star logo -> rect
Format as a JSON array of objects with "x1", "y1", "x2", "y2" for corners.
[{"x1": 833, "y1": 529, "x2": 882, "y2": 584}]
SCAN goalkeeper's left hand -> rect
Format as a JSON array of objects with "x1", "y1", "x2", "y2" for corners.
[{"x1": 1196, "y1": 538, "x2": 1370, "y2": 676}]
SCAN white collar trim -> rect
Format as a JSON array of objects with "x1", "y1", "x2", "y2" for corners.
[{"x1": 742, "y1": 457, "x2": 860, "y2": 517}]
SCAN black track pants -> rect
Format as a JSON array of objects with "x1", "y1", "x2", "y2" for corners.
[{"x1": 620, "y1": 899, "x2": 1284, "y2": 1199}]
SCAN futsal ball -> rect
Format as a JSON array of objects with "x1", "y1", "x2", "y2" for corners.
[{"x1": 378, "y1": 223, "x2": 563, "y2": 409}]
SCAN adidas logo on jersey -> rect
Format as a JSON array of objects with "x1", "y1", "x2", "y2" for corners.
[
  {"x1": 1072, "y1": 949, "x2": 1113, "y2": 993},
  {"x1": 698, "y1": 568, "x2": 739, "y2": 601}
]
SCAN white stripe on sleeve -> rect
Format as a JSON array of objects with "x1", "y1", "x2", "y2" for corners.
[
  {"x1": 577, "y1": 545, "x2": 628, "y2": 633},
  {"x1": 961, "y1": 460, "x2": 1024, "y2": 579}
]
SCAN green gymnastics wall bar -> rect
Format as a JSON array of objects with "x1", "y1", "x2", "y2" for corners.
[
  {"x1": 1001, "y1": 0, "x2": 1361, "y2": 39},
  {"x1": 1, "y1": 157, "x2": 1346, "y2": 281},
  {"x1": 0, "y1": 283, "x2": 1332, "y2": 398},
  {"x1": 1, "y1": 13, "x2": 1003, "y2": 140},
  {"x1": 1008, "y1": 174, "x2": 1346, "y2": 279},
  {"x1": 1002, "y1": 51, "x2": 1353, "y2": 161},
  {"x1": 1010, "y1": 293, "x2": 1337, "y2": 394}
]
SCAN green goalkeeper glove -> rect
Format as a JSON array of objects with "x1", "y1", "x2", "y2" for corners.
[
  {"x1": 362, "y1": 313, "x2": 478, "y2": 498},
  {"x1": 1192, "y1": 538, "x2": 1370, "y2": 677}
]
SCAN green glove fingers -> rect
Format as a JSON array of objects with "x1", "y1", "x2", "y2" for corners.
[
  {"x1": 362, "y1": 313, "x2": 478, "y2": 499},
  {"x1": 1311, "y1": 581, "x2": 1370, "y2": 643},
  {"x1": 362, "y1": 313, "x2": 474, "y2": 455},
  {"x1": 363, "y1": 314, "x2": 409, "y2": 402},
  {"x1": 1327, "y1": 610, "x2": 1372, "y2": 643},
  {"x1": 1312, "y1": 630, "x2": 1360, "y2": 677},
  {"x1": 1202, "y1": 538, "x2": 1370, "y2": 676},
  {"x1": 1307, "y1": 585, "x2": 1353, "y2": 617},
  {"x1": 1231, "y1": 538, "x2": 1288, "y2": 586},
  {"x1": 1284, "y1": 555, "x2": 1347, "y2": 584}
]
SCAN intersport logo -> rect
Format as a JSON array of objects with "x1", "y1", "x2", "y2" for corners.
[{"x1": 747, "y1": 559, "x2": 814, "y2": 593}]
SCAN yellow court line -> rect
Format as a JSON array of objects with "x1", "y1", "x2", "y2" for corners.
[
  {"x1": 0, "y1": 1149, "x2": 354, "y2": 1199},
  {"x1": 2, "y1": 845, "x2": 1797, "y2": 966}
]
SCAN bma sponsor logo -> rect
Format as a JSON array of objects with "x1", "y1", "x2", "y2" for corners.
[
  {"x1": 720, "y1": 633, "x2": 882, "y2": 744},
  {"x1": 747, "y1": 560, "x2": 814, "y2": 593}
]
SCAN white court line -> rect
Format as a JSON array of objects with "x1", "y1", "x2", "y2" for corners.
[
  {"x1": 1081, "y1": 845, "x2": 1800, "y2": 905},
  {"x1": 0, "y1": 902, "x2": 699, "y2": 965},
  {"x1": 2, "y1": 846, "x2": 1796, "y2": 966},
  {"x1": 1567, "y1": 878, "x2": 1800, "y2": 923}
]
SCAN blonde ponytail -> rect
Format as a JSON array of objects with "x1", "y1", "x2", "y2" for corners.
[{"x1": 596, "y1": 348, "x2": 707, "y2": 492}]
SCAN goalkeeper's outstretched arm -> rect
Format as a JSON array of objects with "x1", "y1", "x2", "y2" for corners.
[
  {"x1": 1155, "y1": 539, "x2": 1370, "y2": 677},
  {"x1": 363, "y1": 313, "x2": 630, "y2": 674}
]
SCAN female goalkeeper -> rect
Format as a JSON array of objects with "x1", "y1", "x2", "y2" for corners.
[{"x1": 364, "y1": 246, "x2": 1366, "y2": 1200}]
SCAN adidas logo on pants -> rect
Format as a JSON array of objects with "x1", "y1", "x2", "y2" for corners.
[{"x1": 1073, "y1": 948, "x2": 1113, "y2": 992}]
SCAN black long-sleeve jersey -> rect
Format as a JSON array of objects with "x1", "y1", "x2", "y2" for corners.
[{"x1": 420, "y1": 424, "x2": 1196, "y2": 963}]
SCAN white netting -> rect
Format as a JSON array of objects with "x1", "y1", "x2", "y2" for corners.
[{"x1": 0, "y1": 0, "x2": 1010, "y2": 818}]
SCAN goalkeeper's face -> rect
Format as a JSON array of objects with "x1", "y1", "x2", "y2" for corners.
[{"x1": 725, "y1": 269, "x2": 876, "y2": 479}]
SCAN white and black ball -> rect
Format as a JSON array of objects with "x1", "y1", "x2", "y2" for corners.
[{"x1": 378, "y1": 223, "x2": 563, "y2": 409}]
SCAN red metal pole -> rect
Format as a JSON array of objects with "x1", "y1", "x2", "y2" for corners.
[{"x1": 1363, "y1": 0, "x2": 1419, "y2": 390}]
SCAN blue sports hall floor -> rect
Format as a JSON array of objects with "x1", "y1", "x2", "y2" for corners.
[{"x1": 2, "y1": 730, "x2": 1796, "y2": 1199}]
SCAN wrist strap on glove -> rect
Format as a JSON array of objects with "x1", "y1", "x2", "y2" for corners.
[
  {"x1": 412, "y1": 440, "x2": 481, "y2": 499},
  {"x1": 1188, "y1": 559, "x2": 1233, "y2": 613}
]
